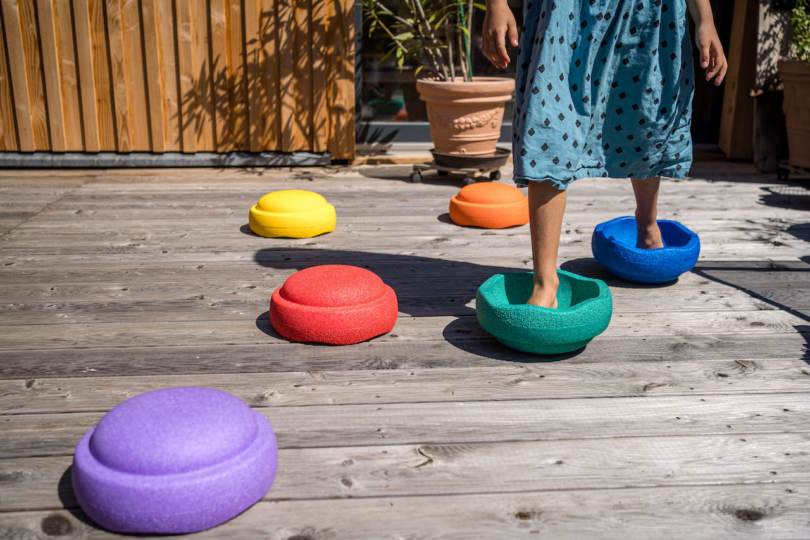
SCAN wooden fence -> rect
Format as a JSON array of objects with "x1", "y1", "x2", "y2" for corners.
[{"x1": 0, "y1": 0, "x2": 355, "y2": 160}]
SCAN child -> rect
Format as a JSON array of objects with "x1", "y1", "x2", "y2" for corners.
[{"x1": 483, "y1": 0, "x2": 727, "y2": 308}]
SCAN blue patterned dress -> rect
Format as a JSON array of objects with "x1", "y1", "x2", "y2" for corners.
[{"x1": 512, "y1": 0, "x2": 695, "y2": 189}]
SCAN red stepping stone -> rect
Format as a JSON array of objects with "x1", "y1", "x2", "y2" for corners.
[{"x1": 269, "y1": 265, "x2": 398, "y2": 345}]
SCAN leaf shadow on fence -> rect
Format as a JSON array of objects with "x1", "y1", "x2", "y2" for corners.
[{"x1": 171, "y1": 1, "x2": 352, "y2": 162}]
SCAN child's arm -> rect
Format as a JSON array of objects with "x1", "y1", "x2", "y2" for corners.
[
  {"x1": 483, "y1": 0, "x2": 519, "y2": 69},
  {"x1": 686, "y1": 0, "x2": 728, "y2": 85}
]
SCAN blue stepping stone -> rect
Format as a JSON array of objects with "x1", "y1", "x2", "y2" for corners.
[
  {"x1": 591, "y1": 216, "x2": 700, "y2": 284},
  {"x1": 476, "y1": 270, "x2": 613, "y2": 355}
]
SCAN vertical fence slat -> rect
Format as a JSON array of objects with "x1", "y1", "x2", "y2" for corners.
[
  {"x1": 119, "y1": 0, "x2": 148, "y2": 150},
  {"x1": 106, "y1": 0, "x2": 132, "y2": 152},
  {"x1": 0, "y1": 11, "x2": 19, "y2": 150},
  {"x1": 327, "y1": 0, "x2": 354, "y2": 161},
  {"x1": 190, "y1": 0, "x2": 214, "y2": 151},
  {"x1": 53, "y1": 0, "x2": 83, "y2": 151},
  {"x1": 157, "y1": 0, "x2": 180, "y2": 151},
  {"x1": 293, "y1": 0, "x2": 311, "y2": 151},
  {"x1": 2, "y1": 0, "x2": 35, "y2": 151},
  {"x1": 141, "y1": 0, "x2": 166, "y2": 152},
  {"x1": 310, "y1": 0, "x2": 327, "y2": 153},
  {"x1": 176, "y1": 0, "x2": 197, "y2": 153},
  {"x1": 260, "y1": 0, "x2": 279, "y2": 151},
  {"x1": 227, "y1": 0, "x2": 247, "y2": 150},
  {"x1": 73, "y1": 0, "x2": 101, "y2": 152},
  {"x1": 2, "y1": 0, "x2": 40, "y2": 152},
  {"x1": 276, "y1": 0, "x2": 294, "y2": 153},
  {"x1": 37, "y1": 0, "x2": 66, "y2": 152},
  {"x1": 210, "y1": 0, "x2": 230, "y2": 151},
  {"x1": 87, "y1": 0, "x2": 116, "y2": 150},
  {"x1": 245, "y1": 0, "x2": 261, "y2": 152},
  {"x1": 17, "y1": 0, "x2": 50, "y2": 150}
]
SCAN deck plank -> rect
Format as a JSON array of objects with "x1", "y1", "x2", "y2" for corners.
[
  {"x1": 1, "y1": 358, "x2": 807, "y2": 415},
  {"x1": 2, "y1": 393, "x2": 809, "y2": 459},
  {"x1": 2, "y1": 433, "x2": 810, "y2": 509},
  {"x1": 1, "y1": 484, "x2": 808, "y2": 539}
]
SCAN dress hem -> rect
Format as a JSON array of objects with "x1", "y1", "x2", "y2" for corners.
[{"x1": 512, "y1": 165, "x2": 691, "y2": 190}]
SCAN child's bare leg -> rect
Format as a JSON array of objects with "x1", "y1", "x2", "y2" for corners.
[
  {"x1": 631, "y1": 177, "x2": 664, "y2": 249},
  {"x1": 526, "y1": 181, "x2": 567, "y2": 308}
]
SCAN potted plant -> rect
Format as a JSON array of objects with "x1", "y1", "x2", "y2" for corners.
[
  {"x1": 779, "y1": 0, "x2": 810, "y2": 169},
  {"x1": 363, "y1": 0, "x2": 514, "y2": 156}
]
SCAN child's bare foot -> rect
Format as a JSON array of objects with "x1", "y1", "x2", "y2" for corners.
[
  {"x1": 526, "y1": 278, "x2": 559, "y2": 308},
  {"x1": 636, "y1": 219, "x2": 664, "y2": 249}
]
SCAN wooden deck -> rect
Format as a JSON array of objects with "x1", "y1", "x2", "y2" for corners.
[{"x1": 0, "y1": 162, "x2": 809, "y2": 538}]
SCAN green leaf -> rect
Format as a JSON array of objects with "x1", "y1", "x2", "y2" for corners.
[
  {"x1": 380, "y1": 47, "x2": 396, "y2": 65},
  {"x1": 415, "y1": 65, "x2": 424, "y2": 76},
  {"x1": 433, "y1": 12, "x2": 450, "y2": 29},
  {"x1": 473, "y1": 3, "x2": 486, "y2": 10},
  {"x1": 459, "y1": 26, "x2": 470, "y2": 37},
  {"x1": 394, "y1": 32, "x2": 415, "y2": 40}
]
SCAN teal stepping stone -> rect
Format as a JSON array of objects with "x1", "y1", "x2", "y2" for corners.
[{"x1": 476, "y1": 270, "x2": 613, "y2": 355}]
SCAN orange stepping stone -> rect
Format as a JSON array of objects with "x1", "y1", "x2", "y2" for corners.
[{"x1": 449, "y1": 182, "x2": 529, "y2": 229}]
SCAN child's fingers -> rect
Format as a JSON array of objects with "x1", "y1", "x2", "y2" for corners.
[
  {"x1": 713, "y1": 46, "x2": 728, "y2": 85},
  {"x1": 699, "y1": 40, "x2": 711, "y2": 69},
  {"x1": 495, "y1": 32, "x2": 509, "y2": 69},
  {"x1": 707, "y1": 41, "x2": 727, "y2": 84},
  {"x1": 715, "y1": 58, "x2": 728, "y2": 85},
  {"x1": 508, "y1": 20, "x2": 519, "y2": 48}
]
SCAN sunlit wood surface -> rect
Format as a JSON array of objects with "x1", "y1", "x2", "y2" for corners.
[{"x1": 1, "y1": 161, "x2": 809, "y2": 538}]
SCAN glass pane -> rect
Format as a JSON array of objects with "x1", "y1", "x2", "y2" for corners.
[{"x1": 360, "y1": 0, "x2": 523, "y2": 124}]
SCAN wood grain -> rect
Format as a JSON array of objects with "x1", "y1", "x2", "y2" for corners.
[
  {"x1": 227, "y1": 0, "x2": 248, "y2": 150},
  {"x1": 119, "y1": 0, "x2": 149, "y2": 150},
  {"x1": 276, "y1": 0, "x2": 294, "y2": 152},
  {"x1": 1, "y1": 0, "x2": 36, "y2": 151},
  {"x1": 293, "y1": 0, "x2": 312, "y2": 150},
  {"x1": 189, "y1": 0, "x2": 213, "y2": 151},
  {"x1": 72, "y1": 0, "x2": 100, "y2": 152},
  {"x1": 36, "y1": 0, "x2": 66, "y2": 152},
  {"x1": 53, "y1": 0, "x2": 83, "y2": 151},
  {"x1": 140, "y1": 0, "x2": 166, "y2": 152},
  {"x1": 3, "y1": 394, "x2": 809, "y2": 458},
  {"x1": 176, "y1": 0, "x2": 197, "y2": 153},
  {"x1": 0, "y1": 10, "x2": 17, "y2": 150},
  {"x1": 209, "y1": 0, "x2": 230, "y2": 151},
  {"x1": 156, "y1": 0, "x2": 180, "y2": 151},
  {"x1": 88, "y1": 0, "x2": 116, "y2": 150},
  {"x1": 17, "y1": 0, "x2": 50, "y2": 150},
  {"x1": 260, "y1": 0, "x2": 280, "y2": 150},
  {"x1": 104, "y1": 0, "x2": 132, "y2": 152},
  {"x1": 1, "y1": 485, "x2": 808, "y2": 539},
  {"x1": 2, "y1": 359, "x2": 807, "y2": 415}
]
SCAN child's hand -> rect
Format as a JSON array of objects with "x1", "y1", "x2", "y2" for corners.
[
  {"x1": 696, "y1": 22, "x2": 727, "y2": 86},
  {"x1": 482, "y1": 0, "x2": 518, "y2": 69}
]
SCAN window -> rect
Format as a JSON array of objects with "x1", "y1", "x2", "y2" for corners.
[{"x1": 357, "y1": 0, "x2": 523, "y2": 144}]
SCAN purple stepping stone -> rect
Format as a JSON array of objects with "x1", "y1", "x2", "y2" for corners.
[{"x1": 72, "y1": 387, "x2": 278, "y2": 534}]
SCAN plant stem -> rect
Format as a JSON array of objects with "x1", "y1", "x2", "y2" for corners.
[
  {"x1": 412, "y1": 0, "x2": 449, "y2": 79},
  {"x1": 467, "y1": 0, "x2": 474, "y2": 80},
  {"x1": 457, "y1": 1, "x2": 469, "y2": 81},
  {"x1": 445, "y1": 17, "x2": 456, "y2": 81},
  {"x1": 369, "y1": 0, "x2": 414, "y2": 29}
]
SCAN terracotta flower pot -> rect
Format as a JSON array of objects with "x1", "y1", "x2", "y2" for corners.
[
  {"x1": 779, "y1": 59, "x2": 810, "y2": 169},
  {"x1": 416, "y1": 77, "x2": 515, "y2": 156}
]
